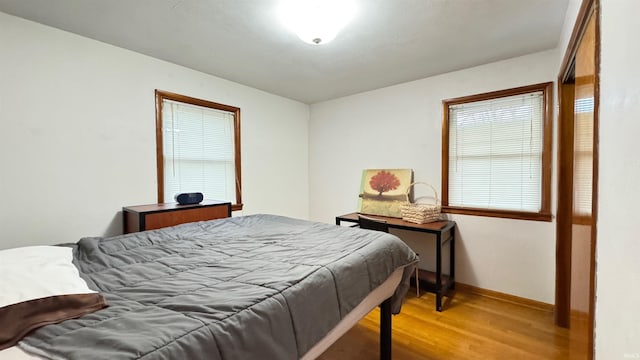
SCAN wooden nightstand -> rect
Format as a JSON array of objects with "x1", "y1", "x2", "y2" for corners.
[{"x1": 123, "y1": 200, "x2": 231, "y2": 234}]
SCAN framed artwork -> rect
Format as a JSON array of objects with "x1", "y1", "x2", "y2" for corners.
[{"x1": 358, "y1": 169, "x2": 413, "y2": 218}]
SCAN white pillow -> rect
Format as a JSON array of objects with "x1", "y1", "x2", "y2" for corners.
[{"x1": 0, "y1": 246, "x2": 96, "y2": 308}]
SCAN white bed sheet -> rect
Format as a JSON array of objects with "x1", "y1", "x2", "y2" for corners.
[{"x1": 0, "y1": 346, "x2": 42, "y2": 360}]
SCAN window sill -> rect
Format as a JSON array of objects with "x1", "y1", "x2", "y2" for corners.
[
  {"x1": 572, "y1": 215, "x2": 592, "y2": 225},
  {"x1": 442, "y1": 206, "x2": 552, "y2": 222},
  {"x1": 231, "y1": 203, "x2": 244, "y2": 211}
]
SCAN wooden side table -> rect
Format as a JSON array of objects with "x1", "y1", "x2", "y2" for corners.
[{"x1": 123, "y1": 200, "x2": 231, "y2": 234}]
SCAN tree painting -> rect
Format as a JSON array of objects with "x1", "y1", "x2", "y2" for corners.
[
  {"x1": 369, "y1": 170, "x2": 401, "y2": 196},
  {"x1": 359, "y1": 169, "x2": 412, "y2": 218}
]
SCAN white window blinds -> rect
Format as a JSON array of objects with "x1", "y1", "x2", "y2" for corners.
[
  {"x1": 573, "y1": 96, "x2": 594, "y2": 216},
  {"x1": 162, "y1": 99, "x2": 236, "y2": 203},
  {"x1": 447, "y1": 91, "x2": 544, "y2": 212}
]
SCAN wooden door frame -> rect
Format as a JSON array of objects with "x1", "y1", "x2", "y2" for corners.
[
  {"x1": 555, "y1": 0, "x2": 600, "y2": 357},
  {"x1": 555, "y1": 81, "x2": 575, "y2": 328}
]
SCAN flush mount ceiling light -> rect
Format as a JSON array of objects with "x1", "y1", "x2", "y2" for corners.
[{"x1": 278, "y1": 0, "x2": 357, "y2": 45}]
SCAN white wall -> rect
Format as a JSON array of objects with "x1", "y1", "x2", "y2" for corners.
[
  {"x1": 555, "y1": 0, "x2": 585, "y2": 68},
  {"x1": 0, "y1": 12, "x2": 309, "y2": 250},
  {"x1": 595, "y1": 0, "x2": 640, "y2": 357},
  {"x1": 309, "y1": 50, "x2": 558, "y2": 303}
]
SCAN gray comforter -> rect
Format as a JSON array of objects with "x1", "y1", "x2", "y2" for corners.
[{"x1": 20, "y1": 214, "x2": 417, "y2": 360}]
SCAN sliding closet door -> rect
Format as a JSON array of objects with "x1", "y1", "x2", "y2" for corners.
[{"x1": 569, "y1": 7, "x2": 598, "y2": 360}]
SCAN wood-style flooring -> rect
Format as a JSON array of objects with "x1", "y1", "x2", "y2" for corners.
[{"x1": 319, "y1": 289, "x2": 569, "y2": 360}]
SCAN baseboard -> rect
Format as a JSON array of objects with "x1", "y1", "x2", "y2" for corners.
[{"x1": 455, "y1": 282, "x2": 554, "y2": 312}]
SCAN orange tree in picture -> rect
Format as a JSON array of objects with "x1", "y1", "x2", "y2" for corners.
[{"x1": 369, "y1": 171, "x2": 401, "y2": 196}]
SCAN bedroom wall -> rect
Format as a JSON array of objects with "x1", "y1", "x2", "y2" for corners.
[
  {"x1": 0, "y1": 12, "x2": 309, "y2": 250},
  {"x1": 309, "y1": 50, "x2": 559, "y2": 304},
  {"x1": 595, "y1": 0, "x2": 640, "y2": 356}
]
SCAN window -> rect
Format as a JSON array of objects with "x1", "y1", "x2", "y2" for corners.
[
  {"x1": 573, "y1": 95, "x2": 594, "y2": 220},
  {"x1": 442, "y1": 83, "x2": 552, "y2": 221},
  {"x1": 155, "y1": 90, "x2": 242, "y2": 210}
]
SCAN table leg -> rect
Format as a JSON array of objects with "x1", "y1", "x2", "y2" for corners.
[
  {"x1": 436, "y1": 232, "x2": 443, "y2": 312},
  {"x1": 450, "y1": 227, "x2": 455, "y2": 290}
]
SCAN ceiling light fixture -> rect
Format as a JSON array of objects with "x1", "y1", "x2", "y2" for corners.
[{"x1": 278, "y1": 0, "x2": 357, "y2": 45}]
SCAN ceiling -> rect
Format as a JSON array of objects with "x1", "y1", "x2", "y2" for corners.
[{"x1": 0, "y1": 0, "x2": 569, "y2": 104}]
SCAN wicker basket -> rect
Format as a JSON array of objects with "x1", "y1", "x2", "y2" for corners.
[{"x1": 400, "y1": 182, "x2": 441, "y2": 224}]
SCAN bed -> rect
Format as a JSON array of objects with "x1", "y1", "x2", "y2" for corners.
[{"x1": 0, "y1": 214, "x2": 418, "y2": 360}]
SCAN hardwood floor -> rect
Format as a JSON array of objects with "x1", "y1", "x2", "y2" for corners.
[{"x1": 319, "y1": 289, "x2": 569, "y2": 360}]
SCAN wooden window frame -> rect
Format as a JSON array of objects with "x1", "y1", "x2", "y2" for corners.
[
  {"x1": 155, "y1": 90, "x2": 243, "y2": 211},
  {"x1": 441, "y1": 82, "x2": 553, "y2": 221}
]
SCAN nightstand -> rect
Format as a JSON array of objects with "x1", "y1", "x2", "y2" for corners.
[{"x1": 123, "y1": 200, "x2": 231, "y2": 233}]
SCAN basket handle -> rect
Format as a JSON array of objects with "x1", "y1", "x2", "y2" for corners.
[{"x1": 404, "y1": 182, "x2": 439, "y2": 205}]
